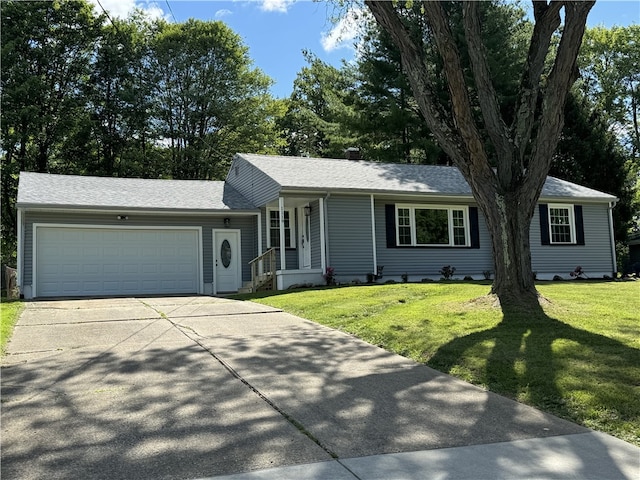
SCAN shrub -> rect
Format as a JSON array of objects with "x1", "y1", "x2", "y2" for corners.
[
  {"x1": 323, "y1": 267, "x2": 336, "y2": 286},
  {"x1": 570, "y1": 266, "x2": 588, "y2": 279},
  {"x1": 439, "y1": 265, "x2": 456, "y2": 280}
]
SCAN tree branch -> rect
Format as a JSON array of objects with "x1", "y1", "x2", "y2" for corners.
[
  {"x1": 524, "y1": 1, "x2": 595, "y2": 205},
  {"x1": 421, "y1": 1, "x2": 489, "y2": 169},
  {"x1": 364, "y1": 0, "x2": 465, "y2": 168},
  {"x1": 512, "y1": 1, "x2": 563, "y2": 164},
  {"x1": 462, "y1": 2, "x2": 512, "y2": 184}
]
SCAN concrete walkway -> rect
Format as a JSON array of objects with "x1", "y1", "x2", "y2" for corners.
[{"x1": 1, "y1": 296, "x2": 638, "y2": 480}]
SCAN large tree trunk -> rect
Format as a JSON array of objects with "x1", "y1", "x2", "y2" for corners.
[
  {"x1": 366, "y1": 1, "x2": 594, "y2": 314},
  {"x1": 483, "y1": 189, "x2": 539, "y2": 311}
]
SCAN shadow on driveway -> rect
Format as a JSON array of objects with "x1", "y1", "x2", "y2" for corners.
[{"x1": 1, "y1": 296, "x2": 637, "y2": 479}]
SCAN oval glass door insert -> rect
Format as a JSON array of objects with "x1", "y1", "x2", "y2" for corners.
[{"x1": 221, "y1": 239, "x2": 232, "y2": 268}]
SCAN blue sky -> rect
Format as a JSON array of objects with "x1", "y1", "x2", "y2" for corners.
[{"x1": 93, "y1": 0, "x2": 639, "y2": 98}]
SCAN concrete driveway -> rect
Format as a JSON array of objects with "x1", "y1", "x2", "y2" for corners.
[{"x1": 2, "y1": 296, "x2": 638, "y2": 480}]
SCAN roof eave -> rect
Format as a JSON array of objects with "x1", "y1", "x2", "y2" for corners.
[
  {"x1": 279, "y1": 186, "x2": 473, "y2": 198},
  {"x1": 16, "y1": 203, "x2": 259, "y2": 214},
  {"x1": 280, "y1": 186, "x2": 617, "y2": 203},
  {"x1": 538, "y1": 195, "x2": 618, "y2": 203}
]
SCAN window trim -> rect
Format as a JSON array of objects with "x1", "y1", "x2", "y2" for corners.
[
  {"x1": 266, "y1": 207, "x2": 296, "y2": 249},
  {"x1": 395, "y1": 204, "x2": 470, "y2": 247},
  {"x1": 547, "y1": 203, "x2": 576, "y2": 245}
]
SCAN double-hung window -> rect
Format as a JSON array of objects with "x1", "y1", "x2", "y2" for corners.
[
  {"x1": 396, "y1": 205, "x2": 469, "y2": 247},
  {"x1": 548, "y1": 204, "x2": 576, "y2": 244},
  {"x1": 267, "y1": 208, "x2": 295, "y2": 248}
]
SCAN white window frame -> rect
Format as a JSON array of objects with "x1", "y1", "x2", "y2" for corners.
[
  {"x1": 267, "y1": 208, "x2": 296, "y2": 248},
  {"x1": 548, "y1": 204, "x2": 576, "y2": 244},
  {"x1": 396, "y1": 204, "x2": 470, "y2": 247}
]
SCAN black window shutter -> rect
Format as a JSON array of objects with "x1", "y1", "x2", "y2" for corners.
[
  {"x1": 469, "y1": 207, "x2": 480, "y2": 248},
  {"x1": 574, "y1": 205, "x2": 585, "y2": 245},
  {"x1": 539, "y1": 204, "x2": 550, "y2": 245},
  {"x1": 385, "y1": 204, "x2": 397, "y2": 248}
]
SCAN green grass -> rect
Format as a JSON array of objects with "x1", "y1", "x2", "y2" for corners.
[
  {"x1": 236, "y1": 281, "x2": 640, "y2": 446},
  {"x1": 1, "y1": 297, "x2": 23, "y2": 356}
]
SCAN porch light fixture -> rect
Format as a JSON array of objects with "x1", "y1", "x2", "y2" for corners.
[
  {"x1": 304, "y1": 205, "x2": 311, "y2": 217},
  {"x1": 224, "y1": 217, "x2": 231, "y2": 228}
]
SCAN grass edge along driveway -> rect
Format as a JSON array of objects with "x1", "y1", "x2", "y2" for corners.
[
  {"x1": 1, "y1": 298, "x2": 23, "y2": 356},
  {"x1": 238, "y1": 281, "x2": 640, "y2": 447}
]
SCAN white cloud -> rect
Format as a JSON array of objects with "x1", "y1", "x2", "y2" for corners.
[
  {"x1": 260, "y1": 0, "x2": 294, "y2": 13},
  {"x1": 320, "y1": 7, "x2": 367, "y2": 53},
  {"x1": 215, "y1": 9, "x2": 233, "y2": 18},
  {"x1": 88, "y1": 0, "x2": 167, "y2": 21}
]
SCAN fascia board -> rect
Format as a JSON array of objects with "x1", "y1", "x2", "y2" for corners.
[{"x1": 17, "y1": 204, "x2": 260, "y2": 215}]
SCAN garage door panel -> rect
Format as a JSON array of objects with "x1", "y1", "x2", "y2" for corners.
[
  {"x1": 82, "y1": 264, "x2": 100, "y2": 274},
  {"x1": 122, "y1": 264, "x2": 139, "y2": 274},
  {"x1": 36, "y1": 227, "x2": 199, "y2": 297}
]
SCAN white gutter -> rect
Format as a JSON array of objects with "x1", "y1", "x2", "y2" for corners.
[
  {"x1": 16, "y1": 208, "x2": 24, "y2": 296},
  {"x1": 608, "y1": 200, "x2": 618, "y2": 275},
  {"x1": 370, "y1": 194, "x2": 377, "y2": 274}
]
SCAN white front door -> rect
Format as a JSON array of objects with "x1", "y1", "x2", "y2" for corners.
[
  {"x1": 213, "y1": 229, "x2": 242, "y2": 293},
  {"x1": 299, "y1": 205, "x2": 312, "y2": 269}
]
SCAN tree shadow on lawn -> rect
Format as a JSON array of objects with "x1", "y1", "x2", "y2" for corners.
[{"x1": 428, "y1": 304, "x2": 640, "y2": 443}]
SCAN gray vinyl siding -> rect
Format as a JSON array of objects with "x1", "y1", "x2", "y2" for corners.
[
  {"x1": 326, "y1": 195, "x2": 374, "y2": 276},
  {"x1": 310, "y1": 200, "x2": 321, "y2": 269},
  {"x1": 531, "y1": 202, "x2": 614, "y2": 275},
  {"x1": 374, "y1": 200, "x2": 493, "y2": 278},
  {"x1": 22, "y1": 211, "x2": 258, "y2": 287},
  {"x1": 226, "y1": 156, "x2": 281, "y2": 207}
]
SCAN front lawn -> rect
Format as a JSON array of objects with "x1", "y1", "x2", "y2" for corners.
[
  {"x1": 239, "y1": 281, "x2": 640, "y2": 446},
  {"x1": 1, "y1": 298, "x2": 23, "y2": 356}
]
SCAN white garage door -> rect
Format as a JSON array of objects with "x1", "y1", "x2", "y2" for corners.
[{"x1": 35, "y1": 227, "x2": 200, "y2": 297}]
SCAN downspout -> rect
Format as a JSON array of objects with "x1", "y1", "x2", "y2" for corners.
[
  {"x1": 370, "y1": 194, "x2": 377, "y2": 274},
  {"x1": 16, "y1": 207, "x2": 24, "y2": 297},
  {"x1": 608, "y1": 200, "x2": 618, "y2": 276}
]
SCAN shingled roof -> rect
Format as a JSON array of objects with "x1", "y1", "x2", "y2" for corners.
[
  {"x1": 17, "y1": 172, "x2": 256, "y2": 211},
  {"x1": 235, "y1": 153, "x2": 618, "y2": 201}
]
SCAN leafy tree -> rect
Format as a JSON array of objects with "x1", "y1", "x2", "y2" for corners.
[
  {"x1": 365, "y1": 0, "x2": 595, "y2": 312},
  {"x1": 82, "y1": 13, "x2": 157, "y2": 177},
  {"x1": 579, "y1": 25, "x2": 640, "y2": 156},
  {"x1": 280, "y1": 52, "x2": 358, "y2": 158},
  {"x1": 1, "y1": 0, "x2": 101, "y2": 266},
  {"x1": 149, "y1": 19, "x2": 279, "y2": 179},
  {"x1": 553, "y1": 91, "x2": 636, "y2": 243},
  {"x1": 578, "y1": 25, "x2": 640, "y2": 237},
  {"x1": 352, "y1": 18, "x2": 441, "y2": 164},
  {"x1": 351, "y1": 2, "x2": 531, "y2": 165}
]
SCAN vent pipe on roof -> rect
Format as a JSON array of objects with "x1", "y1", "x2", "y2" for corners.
[{"x1": 345, "y1": 147, "x2": 362, "y2": 161}]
